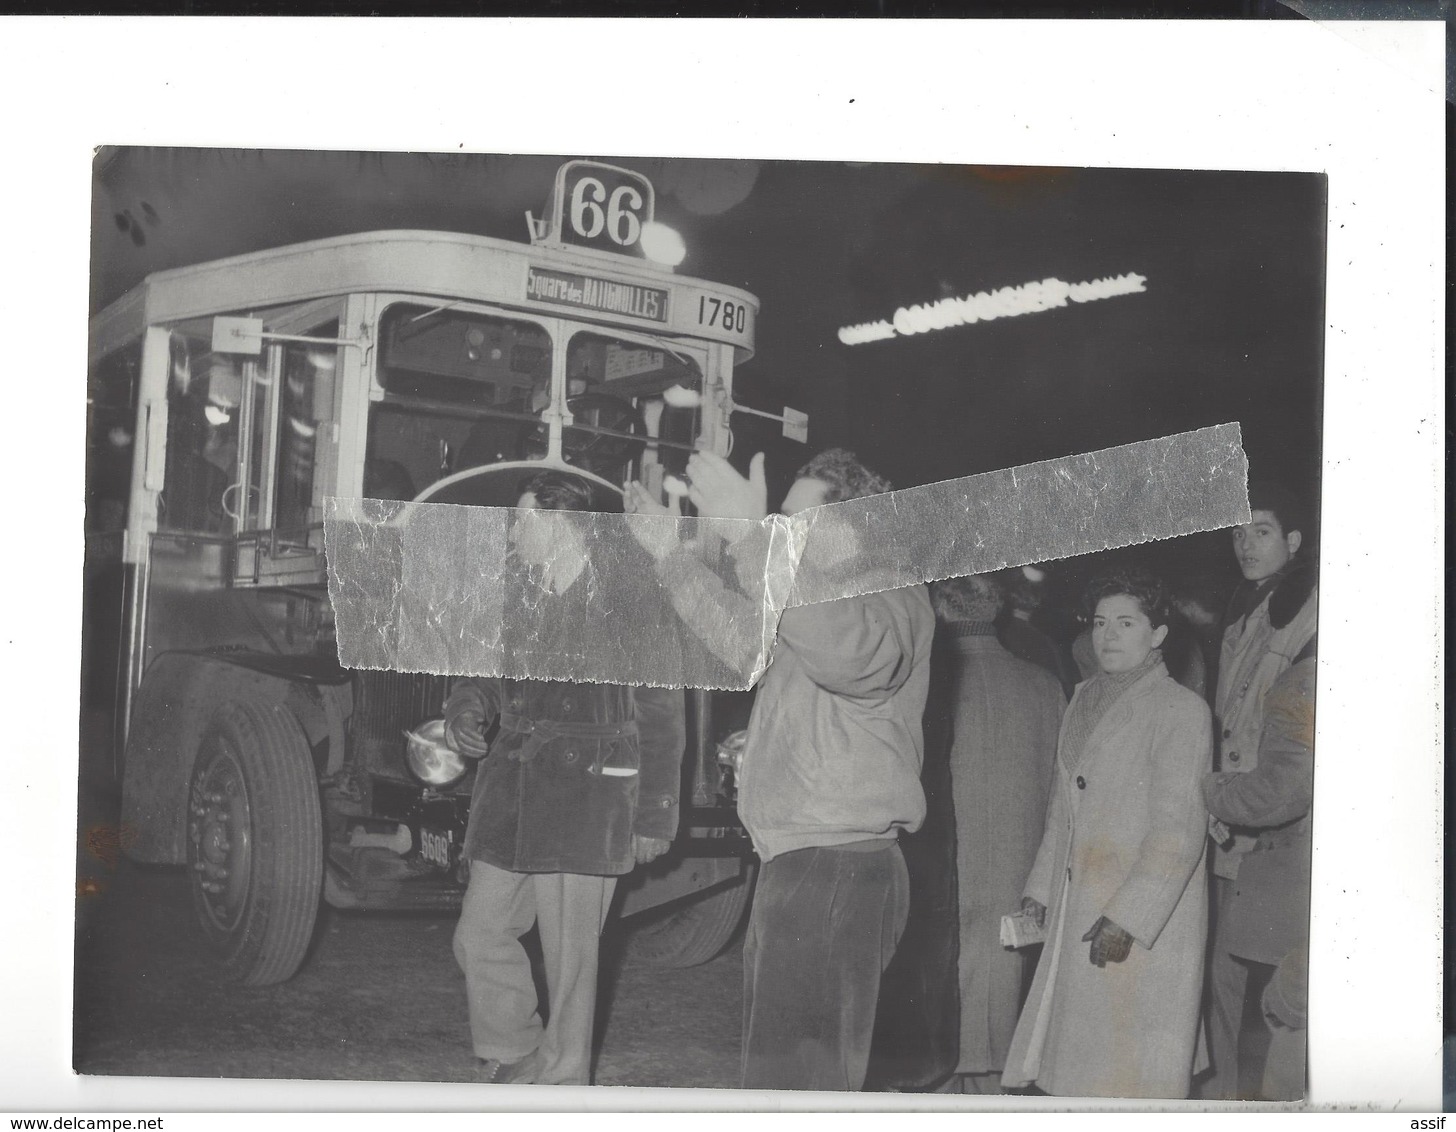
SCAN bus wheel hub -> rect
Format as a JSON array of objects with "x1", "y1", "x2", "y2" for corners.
[{"x1": 187, "y1": 749, "x2": 253, "y2": 928}]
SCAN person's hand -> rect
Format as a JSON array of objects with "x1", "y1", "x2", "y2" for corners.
[
  {"x1": 631, "y1": 835, "x2": 672, "y2": 865},
  {"x1": 445, "y1": 710, "x2": 491, "y2": 759},
  {"x1": 623, "y1": 481, "x2": 680, "y2": 561},
  {"x1": 1021, "y1": 897, "x2": 1047, "y2": 930},
  {"x1": 444, "y1": 687, "x2": 492, "y2": 759},
  {"x1": 684, "y1": 451, "x2": 768, "y2": 522},
  {"x1": 623, "y1": 480, "x2": 671, "y2": 517},
  {"x1": 1208, "y1": 813, "x2": 1232, "y2": 847},
  {"x1": 716, "y1": 729, "x2": 749, "y2": 776},
  {"x1": 1082, "y1": 916, "x2": 1134, "y2": 967}
]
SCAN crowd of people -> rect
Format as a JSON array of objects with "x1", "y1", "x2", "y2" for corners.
[{"x1": 439, "y1": 447, "x2": 1318, "y2": 1100}]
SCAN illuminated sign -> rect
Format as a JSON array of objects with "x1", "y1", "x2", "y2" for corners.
[
  {"x1": 838, "y1": 272, "x2": 1148, "y2": 346},
  {"x1": 526, "y1": 266, "x2": 668, "y2": 323}
]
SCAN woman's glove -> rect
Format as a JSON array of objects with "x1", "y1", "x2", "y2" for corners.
[
  {"x1": 444, "y1": 684, "x2": 492, "y2": 759},
  {"x1": 1081, "y1": 916, "x2": 1134, "y2": 967},
  {"x1": 1021, "y1": 896, "x2": 1047, "y2": 930}
]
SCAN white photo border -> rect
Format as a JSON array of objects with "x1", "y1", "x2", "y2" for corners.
[{"x1": 2, "y1": 15, "x2": 1443, "y2": 1115}]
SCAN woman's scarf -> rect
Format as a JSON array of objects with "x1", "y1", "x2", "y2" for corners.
[{"x1": 1062, "y1": 647, "x2": 1163, "y2": 770}]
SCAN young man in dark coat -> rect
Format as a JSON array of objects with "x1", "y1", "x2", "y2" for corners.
[{"x1": 444, "y1": 471, "x2": 685, "y2": 1086}]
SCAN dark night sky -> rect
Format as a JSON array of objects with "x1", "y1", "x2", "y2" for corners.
[{"x1": 92, "y1": 149, "x2": 1326, "y2": 540}]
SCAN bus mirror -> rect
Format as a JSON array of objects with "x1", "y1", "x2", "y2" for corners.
[
  {"x1": 212, "y1": 316, "x2": 264, "y2": 356},
  {"x1": 781, "y1": 407, "x2": 809, "y2": 444},
  {"x1": 730, "y1": 401, "x2": 810, "y2": 444}
]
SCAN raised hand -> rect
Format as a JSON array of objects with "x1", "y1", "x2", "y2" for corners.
[
  {"x1": 684, "y1": 451, "x2": 768, "y2": 521},
  {"x1": 623, "y1": 480, "x2": 671, "y2": 517},
  {"x1": 622, "y1": 481, "x2": 680, "y2": 561}
]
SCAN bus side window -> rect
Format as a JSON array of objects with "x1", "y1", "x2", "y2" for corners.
[
  {"x1": 160, "y1": 332, "x2": 233, "y2": 535},
  {"x1": 274, "y1": 325, "x2": 338, "y2": 532},
  {"x1": 86, "y1": 341, "x2": 141, "y2": 535}
]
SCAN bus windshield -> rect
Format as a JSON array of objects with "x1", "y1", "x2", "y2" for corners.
[{"x1": 367, "y1": 302, "x2": 704, "y2": 500}]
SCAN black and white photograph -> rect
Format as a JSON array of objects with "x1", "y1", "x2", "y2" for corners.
[
  {"x1": 2, "y1": 16, "x2": 1444, "y2": 1117},
  {"x1": 76, "y1": 145, "x2": 1321, "y2": 1100}
]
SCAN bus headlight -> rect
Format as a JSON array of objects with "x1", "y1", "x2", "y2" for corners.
[{"x1": 405, "y1": 719, "x2": 469, "y2": 788}]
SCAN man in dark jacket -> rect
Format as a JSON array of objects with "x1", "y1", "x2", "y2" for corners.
[
  {"x1": 932, "y1": 573, "x2": 1064, "y2": 1093},
  {"x1": 445, "y1": 471, "x2": 685, "y2": 1086},
  {"x1": 994, "y1": 565, "x2": 1079, "y2": 699},
  {"x1": 627, "y1": 448, "x2": 935, "y2": 1092}
]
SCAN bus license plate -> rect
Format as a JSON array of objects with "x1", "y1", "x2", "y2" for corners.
[{"x1": 419, "y1": 827, "x2": 454, "y2": 871}]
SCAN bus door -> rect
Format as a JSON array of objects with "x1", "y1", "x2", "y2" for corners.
[{"x1": 127, "y1": 300, "x2": 347, "y2": 709}]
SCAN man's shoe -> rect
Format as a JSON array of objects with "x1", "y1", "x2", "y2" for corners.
[{"x1": 474, "y1": 1052, "x2": 539, "y2": 1084}]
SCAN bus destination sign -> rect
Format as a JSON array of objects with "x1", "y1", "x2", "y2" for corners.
[
  {"x1": 526, "y1": 266, "x2": 669, "y2": 323},
  {"x1": 545, "y1": 161, "x2": 656, "y2": 256}
]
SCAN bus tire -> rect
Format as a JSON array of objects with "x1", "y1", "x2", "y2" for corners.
[
  {"x1": 185, "y1": 699, "x2": 323, "y2": 986},
  {"x1": 625, "y1": 873, "x2": 754, "y2": 969}
]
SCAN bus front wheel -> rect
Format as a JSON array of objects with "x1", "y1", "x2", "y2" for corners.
[{"x1": 185, "y1": 699, "x2": 323, "y2": 986}]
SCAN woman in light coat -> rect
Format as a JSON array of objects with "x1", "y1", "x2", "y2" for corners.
[{"x1": 1003, "y1": 568, "x2": 1212, "y2": 1099}]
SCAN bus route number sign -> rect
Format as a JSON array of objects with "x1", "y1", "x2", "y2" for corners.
[{"x1": 549, "y1": 161, "x2": 656, "y2": 257}]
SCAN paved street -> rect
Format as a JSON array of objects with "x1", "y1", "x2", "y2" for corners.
[
  {"x1": 74, "y1": 851, "x2": 744, "y2": 1092},
  {"x1": 70, "y1": 702, "x2": 952, "y2": 1102}
]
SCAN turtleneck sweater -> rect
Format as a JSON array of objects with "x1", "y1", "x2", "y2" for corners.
[
  {"x1": 1061, "y1": 648, "x2": 1163, "y2": 771},
  {"x1": 945, "y1": 620, "x2": 998, "y2": 640}
]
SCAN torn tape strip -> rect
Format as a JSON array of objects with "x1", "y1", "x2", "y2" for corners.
[
  {"x1": 326, "y1": 502, "x2": 782, "y2": 690},
  {"x1": 326, "y1": 423, "x2": 1248, "y2": 689},
  {"x1": 784, "y1": 422, "x2": 1250, "y2": 608}
]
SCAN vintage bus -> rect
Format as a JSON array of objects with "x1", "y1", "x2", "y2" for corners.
[{"x1": 86, "y1": 160, "x2": 773, "y2": 986}]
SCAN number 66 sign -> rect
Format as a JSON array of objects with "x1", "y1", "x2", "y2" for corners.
[{"x1": 545, "y1": 160, "x2": 656, "y2": 256}]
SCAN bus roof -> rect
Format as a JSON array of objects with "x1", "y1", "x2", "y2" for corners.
[{"x1": 89, "y1": 228, "x2": 758, "y2": 364}]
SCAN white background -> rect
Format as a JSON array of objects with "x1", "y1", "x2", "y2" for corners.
[{"x1": 0, "y1": 16, "x2": 1443, "y2": 1116}]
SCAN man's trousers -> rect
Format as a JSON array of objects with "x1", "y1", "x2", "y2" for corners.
[
  {"x1": 453, "y1": 859, "x2": 616, "y2": 1086},
  {"x1": 1203, "y1": 873, "x2": 1249, "y2": 1100},
  {"x1": 741, "y1": 842, "x2": 910, "y2": 1092}
]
